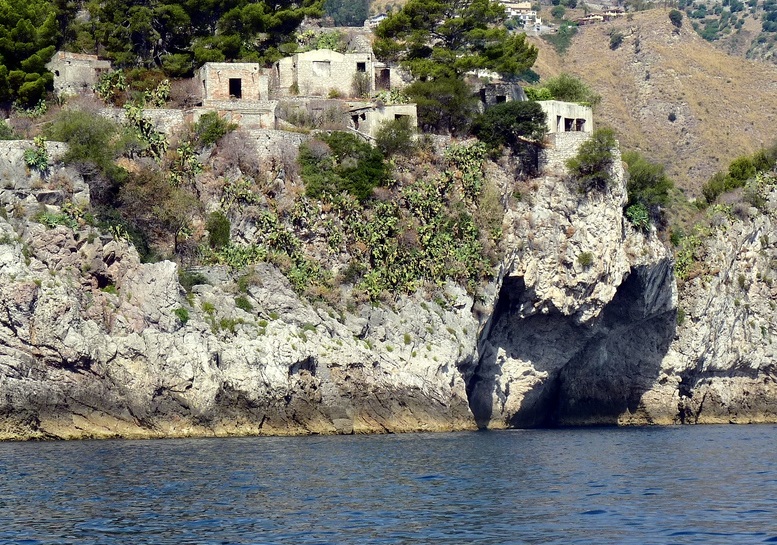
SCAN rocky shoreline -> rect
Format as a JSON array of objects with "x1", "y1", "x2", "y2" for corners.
[{"x1": 1, "y1": 137, "x2": 776, "y2": 440}]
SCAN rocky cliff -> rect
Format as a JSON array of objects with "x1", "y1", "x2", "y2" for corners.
[{"x1": 1, "y1": 137, "x2": 776, "y2": 440}]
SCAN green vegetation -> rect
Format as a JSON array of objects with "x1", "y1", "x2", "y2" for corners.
[
  {"x1": 375, "y1": 116, "x2": 416, "y2": 157},
  {"x1": 566, "y1": 128, "x2": 617, "y2": 193},
  {"x1": 701, "y1": 147, "x2": 777, "y2": 204},
  {"x1": 23, "y1": 136, "x2": 49, "y2": 171},
  {"x1": 0, "y1": 0, "x2": 57, "y2": 106},
  {"x1": 404, "y1": 77, "x2": 478, "y2": 135},
  {"x1": 622, "y1": 151, "x2": 674, "y2": 228},
  {"x1": 375, "y1": 0, "x2": 537, "y2": 134},
  {"x1": 577, "y1": 251, "x2": 594, "y2": 267},
  {"x1": 179, "y1": 269, "x2": 209, "y2": 292},
  {"x1": 374, "y1": 0, "x2": 537, "y2": 80},
  {"x1": 669, "y1": 9, "x2": 684, "y2": 28},
  {"x1": 542, "y1": 21, "x2": 578, "y2": 54},
  {"x1": 174, "y1": 307, "x2": 190, "y2": 324},
  {"x1": 235, "y1": 295, "x2": 253, "y2": 312},
  {"x1": 471, "y1": 101, "x2": 547, "y2": 152},
  {"x1": 206, "y1": 211, "x2": 231, "y2": 250},
  {"x1": 300, "y1": 131, "x2": 389, "y2": 201},
  {"x1": 526, "y1": 73, "x2": 601, "y2": 108},
  {"x1": 323, "y1": 0, "x2": 369, "y2": 26},
  {"x1": 193, "y1": 112, "x2": 237, "y2": 148}
]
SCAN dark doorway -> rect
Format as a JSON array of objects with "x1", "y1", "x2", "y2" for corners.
[
  {"x1": 357, "y1": 62, "x2": 366, "y2": 73},
  {"x1": 376, "y1": 68, "x2": 390, "y2": 90},
  {"x1": 229, "y1": 78, "x2": 242, "y2": 99}
]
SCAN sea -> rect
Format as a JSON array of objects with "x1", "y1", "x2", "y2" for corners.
[{"x1": 1, "y1": 425, "x2": 776, "y2": 544}]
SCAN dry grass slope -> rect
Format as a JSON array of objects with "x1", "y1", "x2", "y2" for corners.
[{"x1": 529, "y1": 9, "x2": 777, "y2": 195}]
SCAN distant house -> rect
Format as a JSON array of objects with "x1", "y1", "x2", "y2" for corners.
[
  {"x1": 366, "y1": 13, "x2": 388, "y2": 28},
  {"x1": 46, "y1": 52, "x2": 111, "y2": 97}
]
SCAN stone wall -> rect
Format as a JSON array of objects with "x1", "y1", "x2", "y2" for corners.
[
  {"x1": 539, "y1": 132, "x2": 591, "y2": 173},
  {"x1": 200, "y1": 63, "x2": 270, "y2": 103},
  {"x1": 278, "y1": 49, "x2": 375, "y2": 98}
]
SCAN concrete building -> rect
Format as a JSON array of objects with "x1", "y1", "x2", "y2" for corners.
[
  {"x1": 273, "y1": 49, "x2": 375, "y2": 98},
  {"x1": 46, "y1": 52, "x2": 112, "y2": 97},
  {"x1": 538, "y1": 100, "x2": 593, "y2": 134},
  {"x1": 199, "y1": 63, "x2": 270, "y2": 104}
]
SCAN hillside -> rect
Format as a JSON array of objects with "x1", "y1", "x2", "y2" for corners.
[{"x1": 529, "y1": 9, "x2": 777, "y2": 195}]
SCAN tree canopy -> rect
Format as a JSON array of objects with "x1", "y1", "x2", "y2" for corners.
[
  {"x1": 0, "y1": 0, "x2": 59, "y2": 105},
  {"x1": 374, "y1": 0, "x2": 538, "y2": 80},
  {"x1": 324, "y1": 0, "x2": 370, "y2": 26},
  {"x1": 77, "y1": 0, "x2": 323, "y2": 71}
]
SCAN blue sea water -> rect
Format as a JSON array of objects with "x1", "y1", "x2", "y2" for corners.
[{"x1": 1, "y1": 425, "x2": 776, "y2": 544}]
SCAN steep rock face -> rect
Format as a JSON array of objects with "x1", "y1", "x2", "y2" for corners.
[
  {"x1": 469, "y1": 145, "x2": 677, "y2": 428},
  {"x1": 638, "y1": 192, "x2": 777, "y2": 424},
  {"x1": 0, "y1": 217, "x2": 478, "y2": 439}
]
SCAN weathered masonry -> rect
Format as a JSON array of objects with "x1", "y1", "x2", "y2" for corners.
[
  {"x1": 273, "y1": 49, "x2": 375, "y2": 98},
  {"x1": 538, "y1": 100, "x2": 593, "y2": 134},
  {"x1": 46, "y1": 52, "x2": 111, "y2": 97},
  {"x1": 199, "y1": 63, "x2": 270, "y2": 104}
]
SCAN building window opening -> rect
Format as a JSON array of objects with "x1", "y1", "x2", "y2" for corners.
[
  {"x1": 395, "y1": 114, "x2": 408, "y2": 121},
  {"x1": 352, "y1": 114, "x2": 360, "y2": 129},
  {"x1": 496, "y1": 95, "x2": 506, "y2": 103},
  {"x1": 313, "y1": 61, "x2": 331, "y2": 77},
  {"x1": 556, "y1": 115, "x2": 563, "y2": 132},
  {"x1": 229, "y1": 78, "x2": 242, "y2": 99},
  {"x1": 575, "y1": 118, "x2": 586, "y2": 131},
  {"x1": 480, "y1": 88, "x2": 487, "y2": 103},
  {"x1": 564, "y1": 117, "x2": 574, "y2": 131},
  {"x1": 357, "y1": 62, "x2": 366, "y2": 73}
]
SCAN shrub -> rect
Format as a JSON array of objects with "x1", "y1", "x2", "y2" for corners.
[
  {"x1": 235, "y1": 295, "x2": 253, "y2": 312},
  {"x1": 405, "y1": 77, "x2": 478, "y2": 135},
  {"x1": 626, "y1": 203, "x2": 651, "y2": 232},
  {"x1": 0, "y1": 120, "x2": 17, "y2": 140},
  {"x1": 622, "y1": 151, "x2": 674, "y2": 227},
  {"x1": 551, "y1": 5, "x2": 566, "y2": 18},
  {"x1": 174, "y1": 307, "x2": 190, "y2": 324},
  {"x1": 471, "y1": 101, "x2": 547, "y2": 151},
  {"x1": 179, "y1": 269, "x2": 209, "y2": 292},
  {"x1": 300, "y1": 131, "x2": 388, "y2": 201},
  {"x1": 542, "y1": 73, "x2": 601, "y2": 107},
  {"x1": 206, "y1": 210, "x2": 231, "y2": 249},
  {"x1": 669, "y1": 9, "x2": 684, "y2": 28},
  {"x1": 542, "y1": 21, "x2": 578, "y2": 54},
  {"x1": 577, "y1": 251, "x2": 594, "y2": 267},
  {"x1": 566, "y1": 128, "x2": 617, "y2": 192},
  {"x1": 375, "y1": 116, "x2": 416, "y2": 157},
  {"x1": 609, "y1": 31, "x2": 624, "y2": 50},
  {"x1": 194, "y1": 112, "x2": 237, "y2": 147}
]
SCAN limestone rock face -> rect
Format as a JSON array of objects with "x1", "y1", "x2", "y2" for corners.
[
  {"x1": 0, "y1": 217, "x2": 477, "y2": 439},
  {"x1": 468, "y1": 146, "x2": 677, "y2": 428},
  {"x1": 638, "y1": 192, "x2": 777, "y2": 424}
]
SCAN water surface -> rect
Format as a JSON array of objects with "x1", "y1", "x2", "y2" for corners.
[{"x1": 1, "y1": 425, "x2": 776, "y2": 544}]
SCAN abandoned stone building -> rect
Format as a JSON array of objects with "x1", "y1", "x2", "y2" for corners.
[
  {"x1": 478, "y1": 82, "x2": 527, "y2": 109},
  {"x1": 347, "y1": 102, "x2": 418, "y2": 139},
  {"x1": 538, "y1": 100, "x2": 593, "y2": 134},
  {"x1": 199, "y1": 63, "x2": 270, "y2": 103},
  {"x1": 273, "y1": 49, "x2": 375, "y2": 98},
  {"x1": 46, "y1": 52, "x2": 111, "y2": 97}
]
